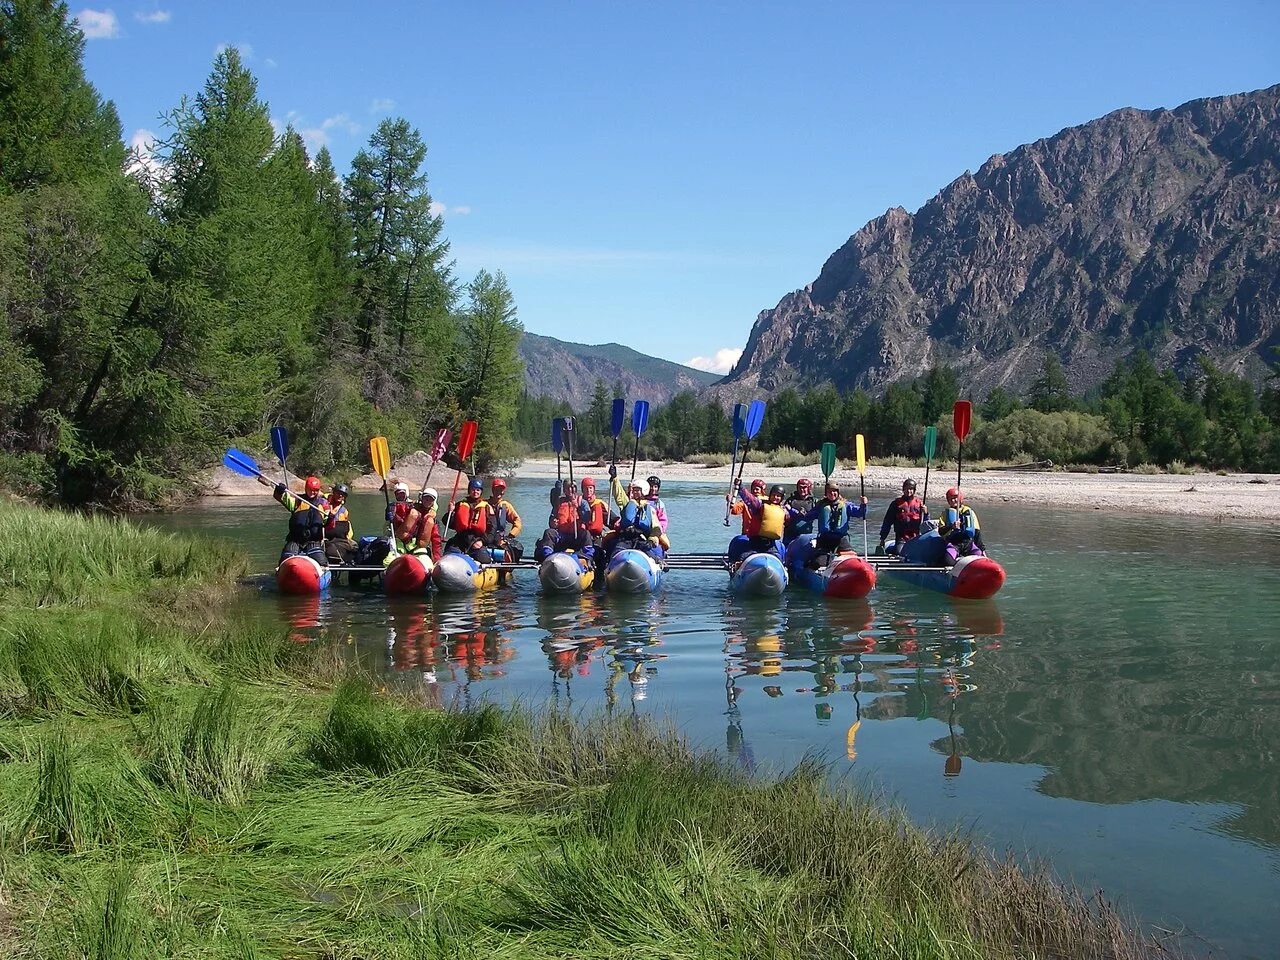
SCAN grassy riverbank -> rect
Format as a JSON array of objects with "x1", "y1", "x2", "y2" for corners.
[{"x1": 0, "y1": 501, "x2": 1174, "y2": 959}]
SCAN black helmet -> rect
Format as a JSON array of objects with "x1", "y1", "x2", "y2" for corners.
[
  {"x1": 902, "y1": 477, "x2": 917, "y2": 490},
  {"x1": 646, "y1": 475, "x2": 661, "y2": 488},
  {"x1": 332, "y1": 483, "x2": 349, "y2": 496},
  {"x1": 769, "y1": 484, "x2": 785, "y2": 498}
]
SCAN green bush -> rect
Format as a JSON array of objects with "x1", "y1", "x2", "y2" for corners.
[
  {"x1": 766, "y1": 446, "x2": 814, "y2": 468},
  {"x1": 971, "y1": 409, "x2": 1112, "y2": 464}
]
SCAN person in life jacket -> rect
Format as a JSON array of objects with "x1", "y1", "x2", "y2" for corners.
[
  {"x1": 604, "y1": 465, "x2": 664, "y2": 560},
  {"x1": 407, "y1": 488, "x2": 443, "y2": 562},
  {"x1": 784, "y1": 478, "x2": 816, "y2": 543},
  {"x1": 726, "y1": 481, "x2": 788, "y2": 568},
  {"x1": 447, "y1": 478, "x2": 496, "y2": 563},
  {"x1": 385, "y1": 481, "x2": 413, "y2": 526},
  {"x1": 791, "y1": 481, "x2": 867, "y2": 570},
  {"x1": 938, "y1": 488, "x2": 985, "y2": 564},
  {"x1": 535, "y1": 477, "x2": 594, "y2": 563},
  {"x1": 577, "y1": 477, "x2": 613, "y2": 545},
  {"x1": 323, "y1": 483, "x2": 357, "y2": 565},
  {"x1": 877, "y1": 477, "x2": 930, "y2": 555},
  {"x1": 267, "y1": 474, "x2": 330, "y2": 565},
  {"x1": 728, "y1": 478, "x2": 768, "y2": 535},
  {"x1": 646, "y1": 476, "x2": 669, "y2": 533},
  {"x1": 488, "y1": 477, "x2": 524, "y2": 562}
]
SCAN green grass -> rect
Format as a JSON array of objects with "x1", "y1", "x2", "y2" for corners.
[{"x1": 0, "y1": 501, "x2": 1179, "y2": 959}]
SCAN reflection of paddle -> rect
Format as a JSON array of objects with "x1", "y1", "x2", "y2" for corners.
[
  {"x1": 846, "y1": 657, "x2": 863, "y2": 761},
  {"x1": 629, "y1": 401, "x2": 650, "y2": 486},
  {"x1": 945, "y1": 698, "x2": 962, "y2": 777},
  {"x1": 953, "y1": 401, "x2": 972, "y2": 491},
  {"x1": 855, "y1": 434, "x2": 867, "y2": 554},
  {"x1": 723, "y1": 403, "x2": 745, "y2": 526},
  {"x1": 369, "y1": 436, "x2": 397, "y2": 555},
  {"x1": 921, "y1": 424, "x2": 937, "y2": 507}
]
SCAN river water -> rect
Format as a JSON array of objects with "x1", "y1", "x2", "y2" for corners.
[{"x1": 155, "y1": 479, "x2": 1280, "y2": 958}]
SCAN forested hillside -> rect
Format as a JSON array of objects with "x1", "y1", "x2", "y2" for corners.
[{"x1": 0, "y1": 0, "x2": 522, "y2": 506}]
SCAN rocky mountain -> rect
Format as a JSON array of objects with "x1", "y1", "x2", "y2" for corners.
[
  {"x1": 519, "y1": 332, "x2": 720, "y2": 407},
  {"x1": 717, "y1": 84, "x2": 1280, "y2": 399}
]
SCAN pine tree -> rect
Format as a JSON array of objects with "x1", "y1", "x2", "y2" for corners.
[
  {"x1": 453, "y1": 270, "x2": 523, "y2": 461},
  {"x1": 1029, "y1": 354, "x2": 1072, "y2": 413}
]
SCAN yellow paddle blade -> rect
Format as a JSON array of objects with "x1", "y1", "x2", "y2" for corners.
[
  {"x1": 855, "y1": 434, "x2": 866, "y2": 474},
  {"x1": 370, "y1": 436, "x2": 391, "y2": 478}
]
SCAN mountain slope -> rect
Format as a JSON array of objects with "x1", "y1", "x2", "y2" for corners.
[
  {"x1": 519, "y1": 332, "x2": 720, "y2": 407},
  {"x1": 717, "y1": 84, "x2": 1280, "y2": 398}
]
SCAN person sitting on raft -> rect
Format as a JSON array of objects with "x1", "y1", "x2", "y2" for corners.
[
  {"x1": 789, "y1": 481, "x2": 867, "y2": 570},
  {"x1": 323, "y1": 483, "x2": 357, "y2": 565},
  {"x1": 407, "y1": 488, "x2": 444, "y2": 562},
  {"x1": 729, "y1": 478, "x2": 768, "y2": 535},
  {"x1": 784, "y1": 478, "x2": 816, "y2": 544},
  {"x1": 646, "y1": 475, "x2": 669, "y2": 533},
  {"x1": 578, "y1": 477, "x2": 612, "y2": 546},
  {"x1": 265, "y1": 474, "x2": 330, "y2": 566},
  {"x1": 937, "y1": 488, "x2": 985, "y2": 564},
  {"x1": 535, "y1": 477, "x2": 594, "y2": 563},
  {"x1": 446, "y1": 478, "x2": 496, "y2": 563},
  {"x1": 604, "y1": 466, "x2": 665, "y2": 561},
  {"x1": 877, "y1": 477, "x2": 929, "y2": 555},
  {"x1": 488, "y1": 477, "x2": 524, "y2": 562},
  {"x1": 726, "y1": 481, "x2": 787, "y2": 569}
]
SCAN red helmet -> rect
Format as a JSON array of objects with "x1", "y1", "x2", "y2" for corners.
[
  {"x1": 581, "y1": 477, "x2": 595, "y2": 490},
  {"x1": 304, "y1": 476, "x2": 321, "y2": 494},
  {"x1": 946, "y1": 488, "x2": 962, "y2": 502},
  {"x1": 750, "y1": 478, "x2": 765, "y2": 493},
  {"x1": 797, "y1": 478, "x2": 813, "y2": 492},
  {"x1": 492, "y1": 477, "x2": 507, "y2": 492}
]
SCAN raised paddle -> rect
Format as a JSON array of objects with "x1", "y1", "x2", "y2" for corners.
[
  {"x1": 921, "y1": 424, "x2": 938, "y2": 507},
  {"x1": 563, "y1": 416, "x2": 578, "y2": 537},
  {"x1": 552, "y1": 417, "x2": 564, "y2": 484},
  {"x1": 224, "y1": 448, "x2": 326, "y2": 511},
  {"x1": 418, "y1": 427, "x2": 452, "y2": 495},
  {"x1": 723, "y1": 403, "x2": 746, "y2": 526},
  {"x1": 609, "y1": 398, "x2": 625, "y2": 469},
  {"x1": 629, "y1": 400, "x2": 650, "y2": 486},
  {"x1": 729, "y1": 399, "x2": 767, "y2": 498},
  {"x1": 270, "y1": 426, "x2": 291, "y2": 489},
  {"x1": 855, "y1": 434, "x2": 868, "y2": 555},
  {"x1": 820, "y1": 442, "x2": 837, "y2": 482},
  {"x1": 953, "y1": 400, "x2": 972, "y2": 490},
  {"x1": 369, "y1": 436, "x2": 398, "y2": 555},
  {"x1": 445, "y1": 420, "x2": 479, "y2": 529}
]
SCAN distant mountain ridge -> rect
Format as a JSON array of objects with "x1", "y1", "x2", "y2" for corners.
[
  {"x1": 519, "y1": 332, "x2": 720, "y2": 407},
  {"x1": 716, "y1": 84, "x2": 1280, "y2": 399}
]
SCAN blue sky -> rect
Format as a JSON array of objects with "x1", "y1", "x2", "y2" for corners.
[{"x1": 77, "y1": 1, "x2": 1279, "y2": 373}]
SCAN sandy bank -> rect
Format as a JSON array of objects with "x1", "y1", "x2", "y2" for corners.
[{"x1": 203, "y1": 453, "x2": 1280, "y2": 523}]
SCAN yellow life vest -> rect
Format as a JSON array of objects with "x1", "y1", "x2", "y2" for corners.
[{"x1": 758, "y1": 502, "x2": 786, "y2": 541}]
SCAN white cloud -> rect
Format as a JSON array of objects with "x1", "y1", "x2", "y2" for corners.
[
  {"x1": 429, "y1": 201, "x2": 446, "y2": 217},
  {"x1": 214, "y1": 41, "x2": 254, "y2": 59},
  {"x1": 285, "y1": 112, "x2": 361, "y2": 154},
  {"x1": 75, "y1": 8, "x2": 120, "y2": 39},
  {"x1": 264, "y1": 57, "x2": 278, "y2": 69},
  {"x1": 429, "y1": 201, "x2": 471, "y2": 218},
  {"x1": 685, "y1": 347, "x2": 742, "y2": 375},
  {"x1": 370, "y1": 98, "x2": 396, "y2": 113},
  {"x1": 451, "y1": 205, "x2": 471, "y2": 215},
  {"x1": 321, "y1": 113, "x2": 360, "y2": 136},
  {"x1": 126, "y1": 128, "x2": 164, "y2": 180},
  {"x1": 134, "y1": 9, "x2": 169, "y2": 23}
]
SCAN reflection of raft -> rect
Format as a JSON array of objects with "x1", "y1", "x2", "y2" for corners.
[
  {"x1": 275, "y1": 555, "x2": 332, "y2": 595},
  {"x1": 729, "y1": 552, "x2": 788, "y2": 596},
  {"x1": 790, "y1": 553, "x2": 876, "y2": 599},
  {"x1": 605, "y1": 548, "x2": 663, "y2": 593},
  {"x1": 384, "y1": 552, "x2": 434, "y2": 596},
  {"x1": 432, "y1": 552, "x2": 501, "y2": 593},
  {"x1": 883, "y1": 531, "x2": 1005, "y2": 599},
  {"x1": 538, "y1": 552, "x2": 595, "y2": 593}
]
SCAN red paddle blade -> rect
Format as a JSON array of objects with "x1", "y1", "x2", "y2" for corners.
[
  {"x1": 952, "y1": 401, "x2": 972, "y2": 442},
  {"x1": 456, "y1": 420, "x2": 478, "y2": 460}
]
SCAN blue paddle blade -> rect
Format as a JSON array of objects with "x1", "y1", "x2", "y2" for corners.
[
  {"x1": 731, "y1": 403, "x2": 745, "y2": 439},
  {"x1": 611, "y1": 398, "x2": 625, "y2": 438},
  {"x1": 270, "y1": 426, "x2": 288, "y2": 463},
  {"x1": 632, "y1": 400, "x2": 650, "y2": 436},
  {"x1": 222, "y1": 448, "x2": 261, "y2": 479},
  {"x1": 744, "y1": 399, "x2": 766, "y2": 439},
  {"x1": 563, "y1": 416, "x2": 574, "y2": 433},
  {"x1": 551, "y1": 418, "x2": 564, "y2": 454}
]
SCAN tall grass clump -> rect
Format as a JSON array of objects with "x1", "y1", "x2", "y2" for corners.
[
  {"x1": 141, "y1": 685, "x2": 284, "y2": 805},
  {"x1": 766, "y1": 445, "x2": 813, "y2": 468},
  {"x1": 309, "y1": 679, "x2": 511, "y2": 777},
  {"x1": 68, "y1": 866, "x2": 154, "y2": 960},
  {"x1": 0, "y1": 500, "x2": 245, "y2": 608}
]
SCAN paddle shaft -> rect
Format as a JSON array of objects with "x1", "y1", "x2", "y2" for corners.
[
  {"x1": 956, "y1": 441, "x2": 964, "y2": 490},
  {"x1": 724, "y1": 434, "x2": 742, "y2": 525},
  {"x1": 859, "y1": 472, "x2": 868, "y2": 555},
  {"x1": 565, "y1": 420, "x2": 579, "y2": 538}
]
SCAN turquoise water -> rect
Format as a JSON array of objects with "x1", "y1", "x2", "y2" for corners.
[{"x1": 157, "y1": 479, "x2": 1280, "y2": 958}]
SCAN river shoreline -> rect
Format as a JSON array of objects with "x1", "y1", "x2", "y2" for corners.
[{"x1": 205, "y1": 455, "x2": 1280, "y2": 522}]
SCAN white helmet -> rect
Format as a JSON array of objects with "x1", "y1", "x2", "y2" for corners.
[
  {"x1": 393, "y1": 481, "x2": 409, "y2": 495},
  {"x1": 422, "y1": 487, "x2": 438, "y2": 500}
]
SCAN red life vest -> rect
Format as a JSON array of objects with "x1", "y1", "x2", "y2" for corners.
[
  {"x1": 552, "y1": 498, "x2": 578, "y2": 535},
  {"x1": 582, "y1": 497, "x2": 607, "y2": 535},
  {"x1": 454, "y1": 500, "x2": 493, "y2": 536},
  {"x1": 891, "y1": 495, "x2": 925, "y2": 541}
]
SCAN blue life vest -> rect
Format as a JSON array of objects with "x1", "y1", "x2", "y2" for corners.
[
  {"x1": 620, "y1": 501, "x2": 653, "y2": 535},
  {"x1": 818, "y1": 498, "x2": 849, "y2": 537}
]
